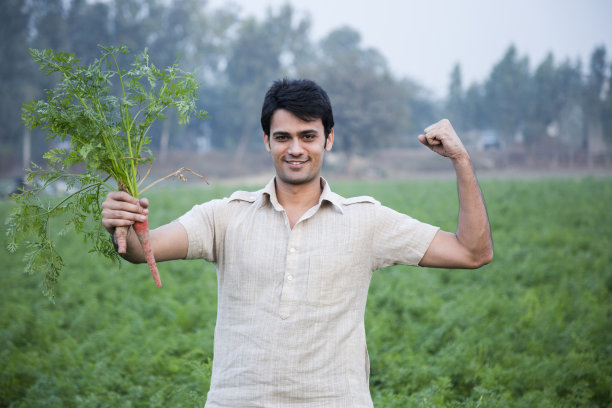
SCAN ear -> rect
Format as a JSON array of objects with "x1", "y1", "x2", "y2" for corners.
[
  {"x1": 263, "y1": 133, "x2": 271, "y2": 152},
  {"x1": 324, "y1": 129, "x2": 334, "y2": 152}
]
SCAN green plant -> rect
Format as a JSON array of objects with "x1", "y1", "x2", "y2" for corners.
[{"x1": 6, "y1": 45, "x2": 208, "y2": 299}]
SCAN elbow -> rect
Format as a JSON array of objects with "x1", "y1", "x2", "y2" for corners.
[
  {"x1": 480, "y1": 248, "x2": 494, "y2": 267},
  {"x1": 468, "y1": 247, "x2": 493, "y2": 269}
]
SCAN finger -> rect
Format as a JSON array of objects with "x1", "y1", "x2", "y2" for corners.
[
  {"x1": 102, "y1": 217, "x2": 135, "y2": 229},
  {"x1": 138, "y1": 198, "x2": 149, "y2": 212},
  {"x1": 103, "y1": 193, "x2": 134, "y2": 210},
  {"x1": 106, "y1": 190, "x2": 139, "y2": 203},
  {"x1": 423, "y1": 126, "x2": 440, "y2": 143},
  {"x1": 120, "y1": 197, "x2": 148, "y2": 214},
  {"x1": 418, "y1": 134, "x2": 439, "y2": 148},
  {"x1": 103, "y1": 195, "x2": 148, "y2": 214},
  {"x1": 424, "y1": 122, "x2": 439, "y2": 134},
  {"x1": 102, "y1": 216, "x2": 136, "y2": 234},
  {"x1": 105, "y1": 202, "x2": 146, "y2": 216},
  {"x1": 425, "y1": 133, "x2": 441, "y2": 145},
  {"x1": 105, "y1": 207, "x2": 148, "y2": 221}
]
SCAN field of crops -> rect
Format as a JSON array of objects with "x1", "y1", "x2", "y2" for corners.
[{"x1": 1, "y1": 177, "x2": 611, "y2": 407}]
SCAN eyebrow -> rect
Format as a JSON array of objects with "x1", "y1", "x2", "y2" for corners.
[{"x1": 272, "y1": 129, "x2": 319, "y2": 137}]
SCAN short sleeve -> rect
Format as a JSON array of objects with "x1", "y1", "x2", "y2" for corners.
[
  {"x1": 177, "y1": 199, "x2": 225, "y2": 262},
  {"x1": 373, "y1": 205, "x2": 439, "y2": 269}
]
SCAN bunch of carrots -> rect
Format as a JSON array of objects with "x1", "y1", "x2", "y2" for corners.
[{"x1": 6, "y1": 46, "x2": 207, "y2": 298}]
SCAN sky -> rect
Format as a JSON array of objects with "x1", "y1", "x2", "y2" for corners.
[{"x1": 208, "y1": 0, "x2": 612, "y2": 98}]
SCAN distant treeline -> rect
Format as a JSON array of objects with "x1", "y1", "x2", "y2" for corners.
[{"x1": 2, "y1": 0, "x2": 611, "y2": 174}]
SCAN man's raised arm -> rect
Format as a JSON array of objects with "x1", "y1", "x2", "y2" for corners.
[
  {"x1": 417, "y1": 119, "x2": 493, "y2": 269},
  {"x1": 101, "y1": 191, "x2": 189, "y2": 264}
]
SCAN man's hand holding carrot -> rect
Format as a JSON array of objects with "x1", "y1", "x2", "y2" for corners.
[{"x1": 101, "y1": 191, "x2": 189, "y2": 271}]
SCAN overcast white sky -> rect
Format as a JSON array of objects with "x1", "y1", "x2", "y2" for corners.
[{"x1": 208, "y1": 0, "x2": 612, "y2": 98}]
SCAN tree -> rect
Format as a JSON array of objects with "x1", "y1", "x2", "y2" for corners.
[
  {"x1": 1, "y1": 0, "x2": 72, "y2": 174},
  {"x1": 208, "y1": 4, "x2": 311, "y2": 158},
  {"x1": 106, "y1": 0, "x2": 159, "y2": 52},
  {"x1": 401, "y1": 78, "x2": 439, "y2": 141},
  {"x1": 446, "y1": 63, "x2": 465, "y2": 131},
  {"x1": 0, "y1": 0, "x2": 32, "y2": 173},
  {"x1": 463, "y1": 83, "x2": 488, "y2": 131},
  {"x1": 308, "y1": 27, "x2": 414, "y2": 156},
  {"x1": 28, "y1": 0, "x2": 68, "y2": 51},
  {"x1": 602, "y1": 62, "x2": 612, "y2": 147},
  {"x1": 484, "y1": 45, "x2": 531, "y2": 144},
  {"x1": 582, "y1": 46, "x2": 607, "y2": 162},
  {"x1": 65, "y1": 0, "x2": 113, "y2": 62},
  {"x1": 553, "y1": 59, "x2": 584, "y2": 149},
  {"x1": 143, "y1": 0, "x2": 228, "y2": 160},
  {"x1": 524, "y1": 53, "x2": 560, "y2": 145}
]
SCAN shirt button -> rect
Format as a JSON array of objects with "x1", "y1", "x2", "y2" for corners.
[
  {"x1": 287, "y1": 275, "x2": 294, "y2": 281},
  {"x1": 289, "y1": 247, "x2": 296, "y2": 253}
]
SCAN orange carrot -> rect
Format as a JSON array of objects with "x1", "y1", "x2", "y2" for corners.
[
  {"x1": 115, "y1": 182, "x2": 129, "y2": 255},
  {"x1": 133, "y1": 218, "x2": 162, "y2": 287},
  {"x1": 114, "y1": 226, "x2": 128, "y2": 254}
]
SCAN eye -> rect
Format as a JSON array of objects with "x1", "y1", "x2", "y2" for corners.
[
  {"x1": 274, "y1": 135, "x2": 288, "y2": 141},
  {"x1": 302, "y1": 133, "x2": 316, "y2": 141}
]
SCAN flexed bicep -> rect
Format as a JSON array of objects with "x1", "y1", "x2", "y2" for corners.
[{"x1": 418, "y1": 230, "x2": 487, "y2": 269}]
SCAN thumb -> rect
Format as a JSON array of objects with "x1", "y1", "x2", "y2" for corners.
[{"x1": 418, "y1": 134, "x2": 434, "y2": 148}]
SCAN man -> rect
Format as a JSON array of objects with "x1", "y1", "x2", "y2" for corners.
[{"x1": 102, "y1": 78, "x2": 493, "y2": 407}]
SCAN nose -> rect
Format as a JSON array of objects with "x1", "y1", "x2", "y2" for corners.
[{"x1": 287, "y1": 137, "x2": 304, "y2": 156}]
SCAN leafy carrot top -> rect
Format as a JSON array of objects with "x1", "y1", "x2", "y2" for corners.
[{"x1": 6, "y1": 45, "x2": 207, "y2": 300}]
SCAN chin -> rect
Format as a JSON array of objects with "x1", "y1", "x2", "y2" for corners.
[{"x1": 278, "y1": 172, "x2": 316, "y2": 186}]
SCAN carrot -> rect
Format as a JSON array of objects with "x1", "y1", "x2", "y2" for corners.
[
  {"x1": 133, "y1": 218, "x2": 162, "y2": 288},
  {"x1": 114, "y1": 182, "x2": 130, "y2": 255},
  {"x1": 114, "y1": 226, "x2": 128, "y2": 254}
]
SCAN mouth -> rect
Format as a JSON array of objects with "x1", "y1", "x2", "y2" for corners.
[{"x1": 284, "y1": 159, "x2": 309, "y2": 168}]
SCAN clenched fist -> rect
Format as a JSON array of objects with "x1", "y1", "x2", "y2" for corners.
[{"x1": 418, "y1": 119, "x2": 468, "y2": 161}]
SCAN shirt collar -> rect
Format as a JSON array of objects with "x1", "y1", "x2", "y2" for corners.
[
  {"x1": 261, "y1": 177, "x2": 344, "y2": 214},
  {"x1": 262, "y1": 177, "x2": 283, "y2": 212}
]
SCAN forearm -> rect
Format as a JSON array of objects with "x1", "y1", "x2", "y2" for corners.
[
  {"x1": 417, "y1": 119, "x2": 493, "y2": 269},
  {"x1": 111, "y1": 221, "x2": 189, "y2": 263},
  {"x1": 452, "y1": 156, "x2": 493, "y2": 264}
]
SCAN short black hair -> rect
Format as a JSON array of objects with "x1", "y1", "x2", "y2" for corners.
[{"x1": 261, "y1": 78, "x2": 334, "y2": 138}]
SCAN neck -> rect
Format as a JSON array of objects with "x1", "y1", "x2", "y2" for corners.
[{"x1": 274, "y1": 176, "x2": 323, "y2": 210}]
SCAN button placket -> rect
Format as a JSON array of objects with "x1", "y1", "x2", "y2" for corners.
[{"x1": 279, "y1": 227, "x2": 302, "y2": 319}]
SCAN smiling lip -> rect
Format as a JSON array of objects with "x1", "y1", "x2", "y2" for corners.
[{"x1": 285, "y1": 159, "x2": 309, "y2": 167}]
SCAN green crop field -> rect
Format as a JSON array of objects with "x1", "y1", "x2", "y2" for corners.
[{"x1": 1, "y1": 178, "x2": 611, "y2": 407}]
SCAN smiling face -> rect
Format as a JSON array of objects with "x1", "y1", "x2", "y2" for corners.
[{"x1": 264, "y1": 109, "x2": 334, "y2": 188}]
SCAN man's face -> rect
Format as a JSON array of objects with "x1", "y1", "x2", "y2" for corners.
[{"x1": 264, "y1": 109, "x2": 334, "y2": 187}]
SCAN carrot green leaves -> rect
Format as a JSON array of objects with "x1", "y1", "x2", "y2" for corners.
[{"x1": 6, "y1": 45, "x2": 207, "y2": 300}]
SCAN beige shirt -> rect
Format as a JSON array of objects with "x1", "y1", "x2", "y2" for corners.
[{"x1": 178, "y1": 178, "x2": 439, "y2": 408}]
